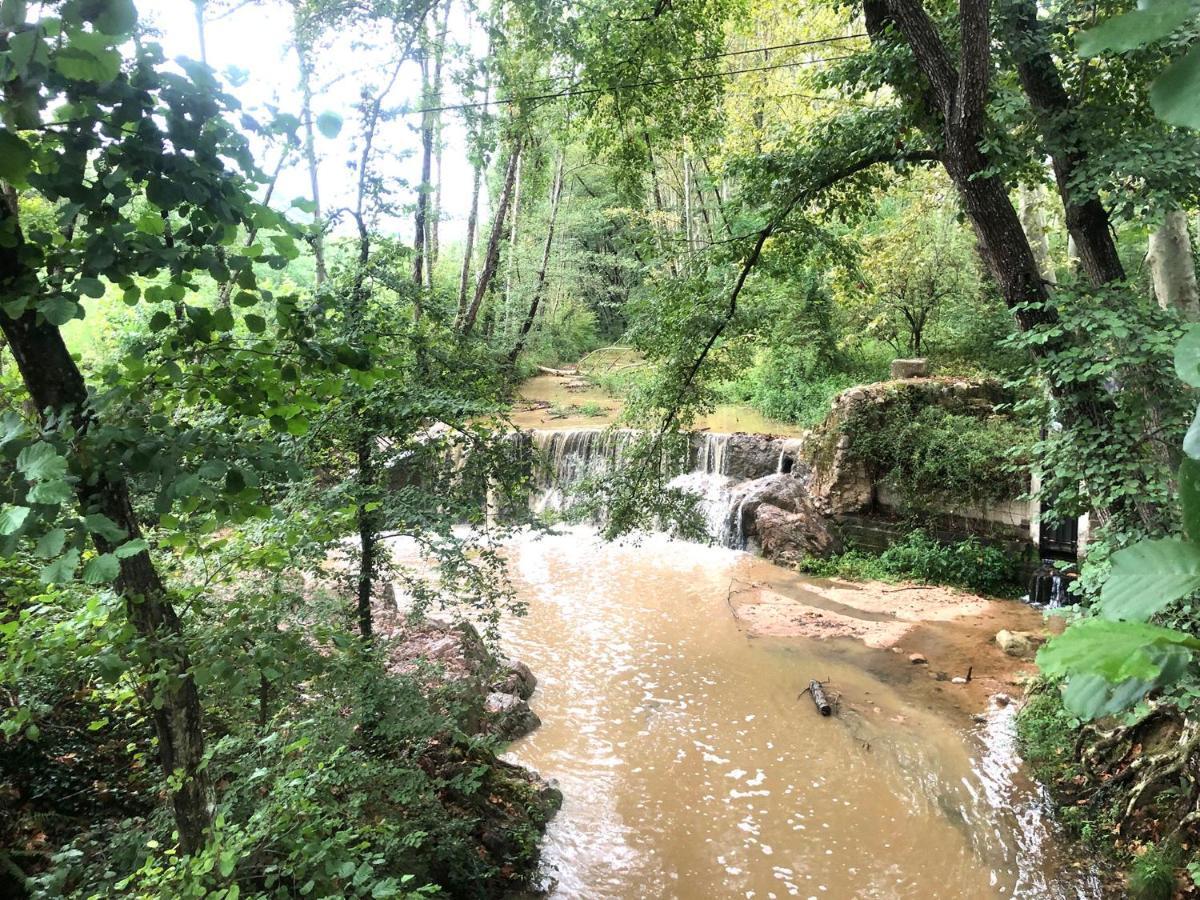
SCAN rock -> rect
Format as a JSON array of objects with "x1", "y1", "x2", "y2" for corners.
[
  {"x1": 722, "y1": 473, "x2": 840, "y2": 562},
  {"x1": 799, "y1": 376, "x2": 1012, "y2": 516},
  {"x1": 994, "y1": 693, "x2": 1012, "y2": 707},
  {"x1": 485, "y1": 692, "x2": 542, "y2": 740},
  {"x1": 909, "y1": 653, "x2": 927, "y2": 665},
  {"x1": 951, "y1": 676, "x2": 968, "y2": 685},
  {"x1": 890, "y1": 358, "x2": 929, "y2": 379},
  {"x1": 754, "y1": 502, "x2": 841, "y2": 563},
  {"x1": 492, "y1": 659, "x2": 537, "y2": 700},
  {"x1": 995, "y1": 629, "x2": 1044, "y2": 659}
]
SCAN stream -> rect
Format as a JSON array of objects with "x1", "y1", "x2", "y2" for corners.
[{"x1": 496, "y1": 526, "x2": 1102, "y2": 899}]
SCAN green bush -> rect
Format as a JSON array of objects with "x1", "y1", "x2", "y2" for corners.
[
  {"x1": 844, "y1": 403, "x2": 1029, "y2": 509},
  {"x1": 1130, "y1": 842, "x2": 1182, "y2": 900},
  {"x1": 798, "y1": 529, "x2": 1014, "y2": 594}
]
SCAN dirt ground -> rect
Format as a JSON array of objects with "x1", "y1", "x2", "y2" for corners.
[{"x1": 727, "y1": 564, "x2": 1064, "y2": 712}]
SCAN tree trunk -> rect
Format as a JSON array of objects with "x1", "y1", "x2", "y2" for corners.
[
  {"x1": 428, "y1": 0, "x2": 453, "y2": 279},
  {"x1": 1019, "y1": 184, "x2": 1057, "y2": 285},
  {"x1": 460, "y1": 134, "x2": 524, "y2": 335},
  {"x1": 1148, "y1": 210, "x2": 1200, "y2": 320},
  {"x1": 1000, "y1": 0, "x2": 1125, "y2": 288},
  {"x1": 355, "y1": 433, "x2": 376, "y2": 641},
  {"x1": 0, "y1": 203, "x2": 211, "y2": 854},
  {"x1": 297, "y1": 39, "x2": 327, "y2": 286},
  {"x1": 502, "y1": 148, "x2": 523, "y2": 336},
  {"x1": 193, "y1": 0, "x2": 208, "y2": 65},
  {"x1": 508, "y1": 151, "x2": 565, "y2": 366},
  {"x1": 413, "y1": 47, "x2": 433, "y2": 289},
  {"x1": 456, "y1": 43, "x2": 491, "y2": 321},
  {"x1": 644, "y1": 132, "x2": 678, "y2": 277},
  {"x1": 866, "y1": 0, "x2": 1150, "y2": 528},
  {"x1": 457, "y1": 158, "x2": 484, "y2": 320}
]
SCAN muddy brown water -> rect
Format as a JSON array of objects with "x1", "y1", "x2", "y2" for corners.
[
  {"x1": 497, "y1": 527, "x2": 1102, "y2": 900},
  {"x1": 512, "y1": 375, "x2": 805, "y2": 436}
]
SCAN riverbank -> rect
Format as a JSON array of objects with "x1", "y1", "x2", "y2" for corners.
[{"x1": 725, "y1": 561, "x2": 1060, "y2": 718}]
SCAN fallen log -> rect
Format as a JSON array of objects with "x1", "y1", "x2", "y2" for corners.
[
  {"x1": 808, "y1": 680, "x2": 832, "y2": 716},
  {"x1": 535, "y1": 365, "x2": 578, "y2": 376}
]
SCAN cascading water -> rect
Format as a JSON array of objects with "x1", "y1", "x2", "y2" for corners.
[{"x1": 526, "y1": 428, "x2": 790, "y2": 545}]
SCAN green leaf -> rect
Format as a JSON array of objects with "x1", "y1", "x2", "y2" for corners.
[
  {"x1": 1077, "y1": 0, "x2": 1196, "y2": 56},
  {"x1": 1151, "y1": 43, "x2": 1200, "y2": 130},
  {"x1": 82, "y1": 553, "x2": 120, "y2": 584},
  {"x1": 1100, "y1": 537, "x2": 1200, "y2": 620},
  {"x1": 135, "y1": 210, "x2": 166, "y2": 236},
  {"x1": 114, "y1": 538, "x2": 148, "y2": 558},
  {"x1": 39, "y1": 296, "x2": 81, "y2": 326},
  {"x1": 85, "y1": 513, "x2": 128, "y2": 542},
  {"x1": 285, "y1": 416, "x2": 309, "y2": 436},
  {"x1": 315, "y1": 111, "x2": 343, "y2": 138},
  {"x1": 1174, "y1": 325, "x2": 1200, "y2": 386},
  {"x1": 1186, "y1": 405, "x2": 1200, "y2": 459},
  {"x1": 17, "y1": 443, "x2": 67, "y2": 481},
  {"x1": 1038, "y1": 618, "x2": 1200, "y2": 682},
  {"x1": 77, "y1": 277, "x2": 105, "y2": 298},
  {"x1": 39, "y1": 548, "x2": 80, "y2": 584},
  {"x1": 1184, "y1": 459, "x2": 1200, "y2": 542},
  {"x1": 291, "y1": 197, "x2": 317, "y2": 214},
  {"x1": 54, "y1": 30, "x2": 121, "y2": 83},
  {"x1": 0, "y1": 129, "x2": 33, "y2": 183},
  {"x1": 244, "y1": 313, "x2": 266, "y2": 333},
  {"x1": 148, "y1": 310, "x2": 172, "y2": 332},
  {"x1": 27, "y1": 478, "x2": 73, "y2": 505},
  {"x1": 94, "y1": 0, "x2": 138, "y2": 35},
  {"x1": 0, "y1": 505, "x2": 30, "y2": 535},
  {"x1": 0, "y1": 412, "x2": 28, "y2": 447},
  {"x1": 34, "y1": 528, "x2": 67, "y2": 558}
]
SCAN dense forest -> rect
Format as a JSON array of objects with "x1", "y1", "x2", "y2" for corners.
[{"x1": 2, "y1": 0, "x2": 1200, "y2": 896}]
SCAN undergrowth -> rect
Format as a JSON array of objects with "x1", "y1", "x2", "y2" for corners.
[{"x1": 797, "y1": 529, "x2": 1015, "y2": 595}]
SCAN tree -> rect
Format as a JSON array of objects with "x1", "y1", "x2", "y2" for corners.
[{"x1": 0, "y1": 1, "x2": 307, "y2": 851}]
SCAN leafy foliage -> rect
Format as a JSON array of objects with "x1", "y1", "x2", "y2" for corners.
[{"x1": 798, "y1": 529, "x2": 1016, "y2": 595}]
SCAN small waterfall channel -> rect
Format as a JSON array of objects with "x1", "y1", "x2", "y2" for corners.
[{"x1": 526, "y1": 427, "x2": 803, "y2": 546}]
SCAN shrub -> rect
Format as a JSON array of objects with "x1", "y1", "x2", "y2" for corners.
[
  {"x1": 1129, "y1": 842, "x2": 1182, "y2": 900},
  {"x1": 843, "y1": 403, "x2": 1030, "y2": 509},
  {"x1": 798, "y1": 529, "x2": 1014, "y2": 594}
]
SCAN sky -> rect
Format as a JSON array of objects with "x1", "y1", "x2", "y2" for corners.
[{"x1": 137, "y1": 0, "x2": 488, "y2": 243}]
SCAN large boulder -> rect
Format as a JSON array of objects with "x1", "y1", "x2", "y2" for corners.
[
  {"x1": 724, "y1": 473, "x2": 840, "y2": 561},
  {"x1": 492, "y1": 658, "x2": 538, "y2": 700},
  {"x1": 754, "y1": 502, "x2": 841, "y2": 563},
  {"x1": 725, "y1": 473, "x2": 809, "y2": 543},
  {"x1": 995, "y1": 629, "x2": 1045, "y2": 659},
  {"x1": 485, "y1": 691, "x2": 542, "y2": 740}
]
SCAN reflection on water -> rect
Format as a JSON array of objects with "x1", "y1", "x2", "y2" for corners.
[
  {"x1": 512, "y1": 375, "x2": 804, "y2": 437},
  {"x1": 499, "y1": 527, "x2": 1102, "y2": 900}
]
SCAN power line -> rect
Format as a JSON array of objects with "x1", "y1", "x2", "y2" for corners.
[
  {"x1": 405, "y1": 53, "x2": 863, "y2": 116},
  {"x1": 496, "y1": 32, "x2": 870, "y2": 91}
]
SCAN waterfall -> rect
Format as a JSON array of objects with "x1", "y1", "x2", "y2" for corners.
[{"x1": 527, "y1": 427, "x2": 794, "y2": 546}]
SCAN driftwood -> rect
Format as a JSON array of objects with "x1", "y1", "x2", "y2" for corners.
[
  {"x1": 536, "y1": 365, "x2": 578, "y2": 377},
  {"x1": 802, "y1": 680, "x2": 833, "y2": 716}
]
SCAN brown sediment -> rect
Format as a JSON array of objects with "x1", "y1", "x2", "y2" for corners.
[
  {"x1": 726, "y1": 562, "x2": 1063, "y2": 715},
  {"x1": 510, "y1": 374, "x2": 804, "y2": 435}
]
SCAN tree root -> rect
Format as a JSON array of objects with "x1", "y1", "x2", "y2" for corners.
[{"x1": 1120, "y1": 722, "x2": 1200, "y2": 832}]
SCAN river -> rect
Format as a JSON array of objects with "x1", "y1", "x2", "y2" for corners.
[{"x1": 495, "y1": 526, "x2": 1101, "y2": 900}]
